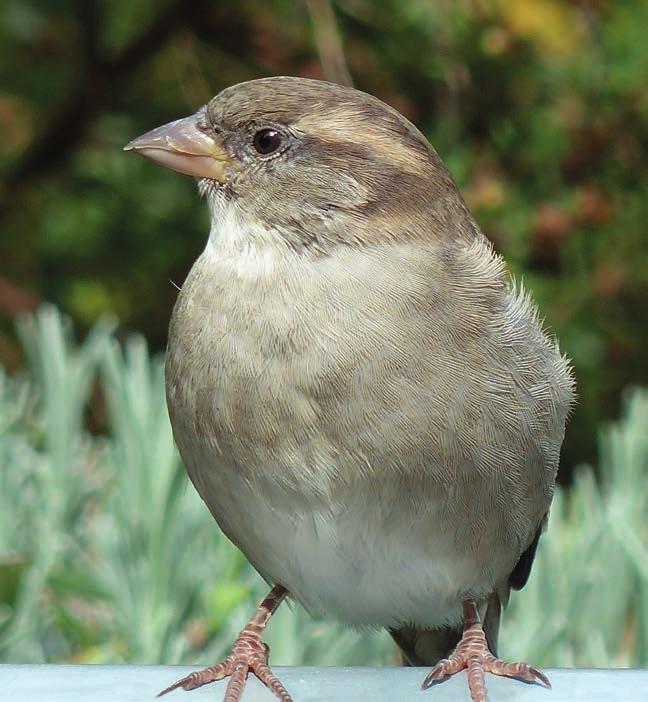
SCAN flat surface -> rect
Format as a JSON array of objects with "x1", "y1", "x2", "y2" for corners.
[{"x1": 0, "y1": 665, "x2": 646, "y2": 701}]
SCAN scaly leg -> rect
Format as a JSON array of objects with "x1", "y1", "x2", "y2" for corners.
[
  {"x1": 421, "y1": 600, "x2": 550, "y2": 702},
  {"x1": 159, "y1": 585, "x2": 292, "y2": 702}
]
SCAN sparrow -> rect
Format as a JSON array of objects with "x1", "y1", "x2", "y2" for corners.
[{"x1": 125, "y1": 76, "x2": 574, "y2": 702}]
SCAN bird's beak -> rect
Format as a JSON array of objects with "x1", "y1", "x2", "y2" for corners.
[{"x1": 123, "y1": 113, "x2": 230, "y2": 181}]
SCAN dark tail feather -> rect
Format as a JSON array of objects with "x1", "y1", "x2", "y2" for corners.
[
  {"x1": 390, "y1": 592, "x2": 502, "y2": 666},
  {"x1": 390, "y1": 623, "x2": 462, "y2": 667},
  {"x1": 482, "y1": 591, "x2": 501, "y2": 655}
]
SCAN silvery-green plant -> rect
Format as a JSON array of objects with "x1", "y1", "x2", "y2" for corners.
[{"x1": 0, "y1": 306, "x2": 113, "y2": 660}]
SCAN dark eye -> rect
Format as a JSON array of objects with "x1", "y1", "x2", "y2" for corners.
[{"x1": 253, "y1": 128, "x2": 282, "y2": 155}]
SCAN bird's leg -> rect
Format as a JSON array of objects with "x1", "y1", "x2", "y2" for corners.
[
  {"x1": 158, "y1": 584, "x2": 292, "y2": 702},
  {"x1": 421, "y1": 600, "x2": 550, "y2": 702}
]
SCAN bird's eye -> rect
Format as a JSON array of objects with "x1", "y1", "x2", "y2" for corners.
[{"x1": 253, "y1": 128, "x2": 282, "y2": 155}]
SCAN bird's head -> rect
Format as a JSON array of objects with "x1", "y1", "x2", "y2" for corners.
[{"x1": 125, "y1": 76, "x2": 472, "y2": 252}]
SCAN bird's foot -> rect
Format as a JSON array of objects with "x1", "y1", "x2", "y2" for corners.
[
  {"x1": 421, "y1": 600, "x2": 550, "y2": 702},
  {"x1": 158, "y1": 585, "x2": 292, "y2": 702},
  {"x1": 157, "y1": 634, "x2": 292, "y2": 702}
]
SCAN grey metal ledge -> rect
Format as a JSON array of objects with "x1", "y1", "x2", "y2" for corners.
[{"x1": 0, "y1": 665, "x2": 646, "y2": 701}]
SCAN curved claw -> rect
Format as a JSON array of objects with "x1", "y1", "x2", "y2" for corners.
[
  {"x1": 421, "y1": 658, "x2": 459, "y2": 688},
  {"x1": 528, "y1": 666, "x2": 552, "y2": 689}
]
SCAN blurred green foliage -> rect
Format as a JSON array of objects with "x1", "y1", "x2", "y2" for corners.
[
  {"x1": 1, "y1": 1, "x2": 647, "y2": 471},
  {"x1": 0, "y1": 307, "x2": 646, "y2": 666}
]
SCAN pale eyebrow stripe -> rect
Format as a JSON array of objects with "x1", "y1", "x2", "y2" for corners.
[{"x1": 294, "y1": 111, "x2": 429, "y2": 178}]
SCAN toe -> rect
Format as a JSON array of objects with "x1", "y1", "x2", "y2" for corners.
[
  {"x1": 157, "y1": 661, "x2": 230, "y2": 696},
  {"x1": 222, "y1": 662, "x2": 249, "y2": 702},
  {"x1": 485, "y1": 657, "x2": 551, "y2": 688},
  {"x1": 254, "y1": 663, "x2": 295, "y2": 702}
]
